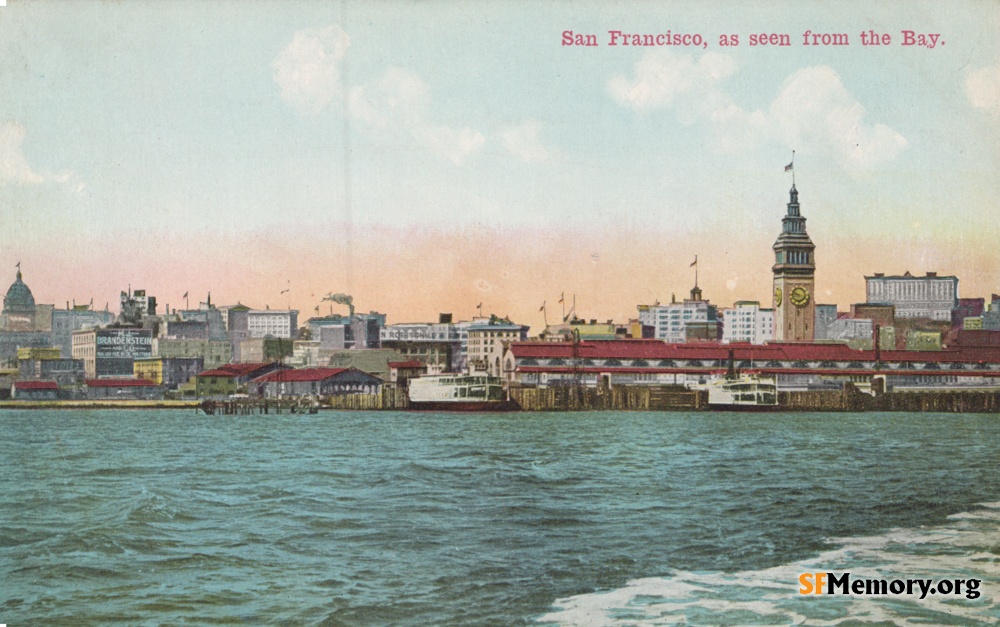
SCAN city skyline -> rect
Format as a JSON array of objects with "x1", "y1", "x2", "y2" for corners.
[{"x1": 2, "y1": 1, "x2": 998, "y2": 327}]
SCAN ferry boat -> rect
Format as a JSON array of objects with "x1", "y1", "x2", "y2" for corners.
[
  {"x1": 707, "y1": 373, "x2": 778, "y2": 410},
  {"x1": 407, "y1": 374, "x2": 518, "y2": 411}
]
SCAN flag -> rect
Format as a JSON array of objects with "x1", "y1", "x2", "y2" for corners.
[
  {"x1": 690, "y1": 257, "x2": 697, "y2": 267},
  {"x1": 558, "y1": 292, "x2": 564, "y2": 304},
  {"x1": 539, "y1": 301, "x2": 546, "y2": 312},
  {"x1": 182, "y1": 291, "x2": 188, "y2": 298},
  {"x1": 784, "y1": 161, "x2": 793, "y2": 172}
]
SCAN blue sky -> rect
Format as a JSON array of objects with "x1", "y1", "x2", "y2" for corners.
[{"x1": 1, "y1": 0, "x2": 998, "y2": 324}]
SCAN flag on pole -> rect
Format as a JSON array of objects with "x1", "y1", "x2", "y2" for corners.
[
  {"x1": 690, "y1": 257, "x2": 698, "y2": 267},
  {"x1": 784, "y1": 162, "x2": 793, "y2": 172},
  {"x1": 539, "y1": 301, "x2": 546, "y2": 312},
  {"x1": 558, "y1": 292, "x2": 564, "y2": 304},
  {"x1": 182, "y1": 291, "x2": 188, "y2": 298}
]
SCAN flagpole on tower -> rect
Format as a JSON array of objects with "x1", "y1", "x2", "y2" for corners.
[{"x1": 785, "y1": 150, "x2": 796, "y2": 185}]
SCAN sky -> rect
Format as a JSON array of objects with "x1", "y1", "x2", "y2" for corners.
[{"x1": 1, "y1": 0, "x2": 998, "y2": 329}]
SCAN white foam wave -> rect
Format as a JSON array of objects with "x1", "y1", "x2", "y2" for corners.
[{"x1": 539, "y1": 502, "x2": 1000, "y2": 626}]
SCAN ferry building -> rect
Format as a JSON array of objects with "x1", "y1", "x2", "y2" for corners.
[{"x1": 772, "y1": 184, "x2": 816, "y2": 341}]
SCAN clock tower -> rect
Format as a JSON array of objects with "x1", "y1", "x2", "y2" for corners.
[{"x1": 772, "y1": 184, "x2": 815, "y2": 341}]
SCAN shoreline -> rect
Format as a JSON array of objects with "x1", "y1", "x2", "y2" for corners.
[{"x1": 0, "y1": 400, "x2": 203, "y2": 410}]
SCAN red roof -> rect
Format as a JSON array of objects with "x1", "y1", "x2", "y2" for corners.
[
  {"x1": 14, "y1": 380, "x2": 59, "y2": 390},
  {"x1": 198, "y1": 368, "x2": 238, "y2": 378},
  {"x1": 254, "y1": 367, "x2": 350, "y2": 383},
  {"x1": 508, "y1": 339, "x2": 1000, "y2": 365},
  {"x1": 388, "y1": 361, "x2": 424, "y2": 369},
  {"x1": 198, "y1": 362, "x2": 282, "y2": 378},
  {"x1": 86, "y1": 379, "x2": 158, "y2": 387}
]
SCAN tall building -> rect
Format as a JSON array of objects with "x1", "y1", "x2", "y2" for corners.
[
  {"x1": 51, "y1": 305, "x2": 116, "y2": 357},
  {"x1": 72, "y1": 327, "x2": 153, "y2": 378},
  {"x1": 467, "y1": 315, "x2": 529, "y2": 376},
  {"x1": 813, "y1": 304, "x2": 839, "y2": 340},
  {"x1": 637, "y1": 286, "x2": 720, "y2": 344},
  {"x1": 772, "y1": 184, "x2": 816, "y2": 341},
  {"x1": 721, "y1": 301, "x2": 774, "y2": 345},
  {"x1": 865, "y1": 271, "x2": 958, "y2": 321},
  {"x1": 2, "y1": 267, "x2": 36, "y2": 331}
]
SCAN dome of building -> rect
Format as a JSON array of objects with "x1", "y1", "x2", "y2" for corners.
[{"x1": 4, "y1": 269, "x2": 36, "y2": 314}]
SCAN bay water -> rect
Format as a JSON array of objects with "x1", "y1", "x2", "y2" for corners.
[{"x1": 2, "y1": 410, "x2": 998, "y2": 625}]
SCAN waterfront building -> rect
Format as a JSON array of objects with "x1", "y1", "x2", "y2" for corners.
[
  {"x1": 84, "y1": 378, "x2": 162, "y2": 400},
  {"x1": 311, "y1": 312, "x2": 386, "y2": 350},
  {"x1": 824, "y1": 317, "x2": 896, "y2": 350},
  {"x1": 906, "y1": 331, "x2": 943, "y2": 351},
  {"x1": 133, "y1": 357, "x2": 204, "y2": 390},
  {"x1": 327, "y1": 348, "x2": 407, "y2": 380},
  {"x1": 813, "y1": 304, "x2": 838, "y2": 340},
  {"x1": 638, "y1": 286, "x2": 720, "y2": 344},
  {"x1": 380, "y1": 314, "x2": 465, "y2": 372},
  {"x1": 541, "y1": 317, "x2": 620, "y2": 341},
  {"x1": 850, "y1": 304, "x2": 895, "y2": 329},
  {"x1": 772, "y1": 184, "x2": 816, "y2": 341},
  {"x1": 194, "y1": 362, "x2": 288, "y2": 397},
  {"x1": 503, "y1": 339, "x2": 1000, "y2": 392},
  {"x1": 160, "y1": 300, "x2": 228, "y2": 342},
  {"x1": 287, "y1": 340, "x2": 323, "y2": 368},
  {"x1": 18, "y1": 352, "x2": 85, "y2": 388},
  {"x1": 2, "y1": 267, "x2": 38, "y2": 332},
  {"x1": 253, "y1": 367, "x2": 383, "y2": 398},
  {"x1": 51, "y1": 305, "x2": 115, "y2": 357},
  {"x1": 11, "y1": 380, "x2": 60, "y2": 400},
  {"x1": 627, "y1": 319, "x2": 655, "y2": 339},
  {"x1": 467, "y1": 315, "x2": 529, "y2": 377},
  {"x1": 72, "y1": 327, "x2": 153, "y2": 379},
  {"x1": 238, "y1": 337, "x2": 293, "y2": 364},
  {"x1": 154, "y1": 338, "x2": 232, "y2": 370},
  {"x1": 983, "y1": 295, "x2": 1000, "y2": 331},
  {"x1": 227, "y1": 307, "x2": 299, "y2": 340},
  {"x1": 720, "y1": 301, "x2": 774, "y2": 345},
  {"x1": 865, "y1": 271, "x2": 958, "y2": 321},
  {"x1": 954, "y1": 298, "x2": 986, "y2": 328},
  {"x1": 388, "y1": 360, "x2": 425, "y2": 388},
  {"x1": 0, "y1": 268, "x2": 56, "y2": 364},
  {"x1": 118, "y1": 288, "x2": 158, "y2": 326}
]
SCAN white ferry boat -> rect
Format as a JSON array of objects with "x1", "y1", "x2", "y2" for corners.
[
  {"x1": 707, "y1": 373, "x2": 778, "y2": 410},
  {"x1": 407, "y1": 374, "x2": 518, "y2": 411}
]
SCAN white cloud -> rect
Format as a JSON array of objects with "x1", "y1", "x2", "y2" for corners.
[
  {"x1": 347, "y1": 66, "x2": 429, "y2": 129},
  {"x1": 761, "y1": 66, "x2": 908, "y2": 172},
  {"x1": 0, "y1": 120, "x2": 83, "y2": 192},
  {"x1": 611, "y1": 53, "x2": 907, "y2": 174},
  {"x1": 273, "y1": 27, "x2": 523, "y2": 167},
  {"x1": 964, "y1": 63, "x2": 1000, "y2": 116},
  {"x1": 0, "y1": 121, "x2": 46, "y2": 184},
  {"x1": 608, "y1": 50, "x2": 737, "y2": 113},
  {"x1": 500, "y1": 120, "x2": 549, "y2": 163},
  {"x1": 271, "y1": 25, "x2": 350, "y2": 115},
  {"x1": 412, "y1": 125, "x2": 486, "y2": 165}
]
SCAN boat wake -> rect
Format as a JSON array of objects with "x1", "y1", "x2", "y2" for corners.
[{"x1": 539, "y1": 502, "x2": 1000, "y2": 626}]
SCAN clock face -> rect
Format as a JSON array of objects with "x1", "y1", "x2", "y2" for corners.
[
  {"x1": 791, "y1": 286, "x2": 810, "y2": 307},
  {"x1": 774, "y1": 286, "x2": 782, "y2": 307}
]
